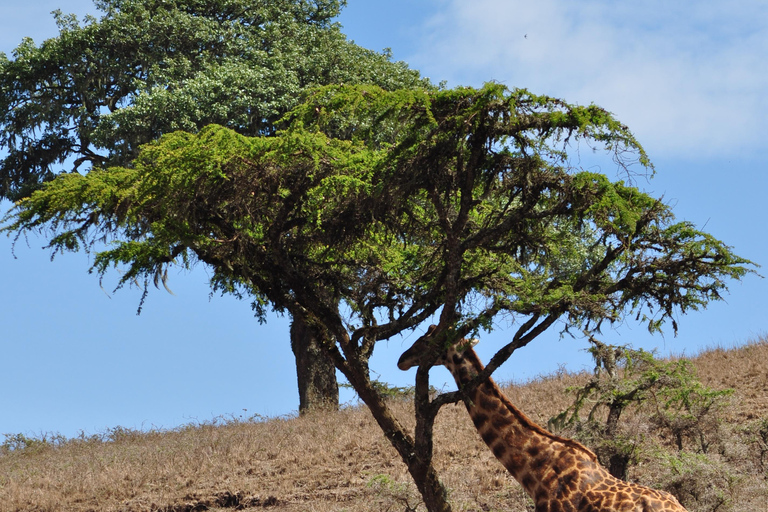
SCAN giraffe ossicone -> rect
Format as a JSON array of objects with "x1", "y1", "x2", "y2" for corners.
[{"x1": 398, "y1": 325, "x2": 688, "y2": 512}]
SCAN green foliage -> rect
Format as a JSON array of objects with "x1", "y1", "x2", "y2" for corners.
[
  {"x1": 1, "y1": 433, "x2": 43, "y2": 452},
  {"x1": 650, "y1": 362, "x2": 734, "y2": 453},
  {"x1": 0, "y1": 432, "x2": 67, "y2": 454},
  {"x1": 550, "y1": 339, "x2": 734, "y2": 478},
  {"x1": 4, "y1": 83, "x2": 754, "y2": 337},
  {"x1": 0, "y1": 0, "x2": 428, "y2": 200},
  {"x1": 341, "y1": 379, "x2": 421, "y2": 401},
  {"x1": 366, "y1": 473, "x2": 420, "y2": 512},
  {"x1": 2, "y1": 82, "x2": 756, "y2": 512}
]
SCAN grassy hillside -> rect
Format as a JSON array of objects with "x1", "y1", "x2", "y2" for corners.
[{"x1": 2, "y1": 339, "x2": 766, "y2": 511}]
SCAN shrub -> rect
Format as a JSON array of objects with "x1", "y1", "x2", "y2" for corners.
[
  {"x1": 549, "y1": 337, "x2": 733, "y2": 478},
  {"x1": 658, "y1": 451, "x2": 740, "y2": 512}
]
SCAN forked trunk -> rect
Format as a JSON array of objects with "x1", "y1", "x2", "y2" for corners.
[{"x1": 341, "y1": 358, "x2": 453, "y2": 512}]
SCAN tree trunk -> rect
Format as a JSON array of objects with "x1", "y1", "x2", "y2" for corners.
[
  {"x1": 608, "y1": 452, "x2": 630, "y2": 481},
  {"x1": 334, "y1": 345, "x2": 453, "y2": 512},
  {"x1": 407, "y1": 460, "x2": 452, "y2": 512},
  {"x1": 605, "y1": 403, "x2": 629, "y2": 480},
  {"x1": 290, "y1": 313, "x2": 339, "y2": 414},
  {"x1": 287, "y1": 309, "x2": 453, "y2": 511}
]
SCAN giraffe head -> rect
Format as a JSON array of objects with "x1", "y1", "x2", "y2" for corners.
[{"x1": 397, "y1": 324, "x2": 478, "y2": 371}]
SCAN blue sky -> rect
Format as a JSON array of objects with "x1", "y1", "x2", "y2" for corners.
[{"x1": 1, "y1": 0, "x2": 766, "y2": 439}]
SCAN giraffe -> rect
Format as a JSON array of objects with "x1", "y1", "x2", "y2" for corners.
[{"x1": 397, "y1": 326, "x2": 688, "y2": 512}]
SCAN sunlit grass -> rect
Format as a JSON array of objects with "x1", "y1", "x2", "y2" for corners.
[{"x1": 2, "y1": 338, "x2": 766, "y2": 511}]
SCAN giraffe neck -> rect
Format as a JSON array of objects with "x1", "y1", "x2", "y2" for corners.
[
  {"x1": 436, "y1": 346, "x2": 688, "y2": 511},
  {"x1": 444, "y1": 347, "x2": 600, "y2": 496}
]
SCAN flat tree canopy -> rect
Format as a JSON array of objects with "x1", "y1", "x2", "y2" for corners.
[
  {"x1": 3, "y1": 83, "x2": 754, "y2": 511},
  {"x1": 0, "y1": 0, "x2": 429, "y2": 413}
]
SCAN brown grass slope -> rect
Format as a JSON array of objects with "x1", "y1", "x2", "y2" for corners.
[{"x1": 1, "y1": 339, "x2": 766, "y2": 512}]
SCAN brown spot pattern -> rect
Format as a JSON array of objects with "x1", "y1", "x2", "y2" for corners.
[{"x1": 401, "y1": 336, "x2": 689, "y2": 511}]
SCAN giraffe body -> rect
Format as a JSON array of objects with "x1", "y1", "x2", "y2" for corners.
[{"x1": 398, "y1": 328, "x2": 687, "y2": 512}]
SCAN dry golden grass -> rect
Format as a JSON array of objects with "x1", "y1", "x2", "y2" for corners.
[{"x1": 2, "y1": 338, "x2": 766, "y2": 512}]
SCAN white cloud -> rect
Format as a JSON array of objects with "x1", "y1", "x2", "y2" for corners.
[{"x1": 409, "y1": 0, "x2": 768, "y2": 159}]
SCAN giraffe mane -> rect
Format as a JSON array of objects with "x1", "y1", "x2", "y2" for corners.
[
  {"x1": 458, "y1": 345, "x2": 600, "y2": 463},
  {"x1": 489, "y1": 377, "x2": 599, "y2": 463}
]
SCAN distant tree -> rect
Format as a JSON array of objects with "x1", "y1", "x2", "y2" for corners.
[
  {"x1": 2, "y1": 84, "x2": 754, "y2": 512},
  {"x1": 0, "y1": 0, "x2": 429, "y2": 413}
]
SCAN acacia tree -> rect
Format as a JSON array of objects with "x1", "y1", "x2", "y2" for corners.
[
  {"x1": 2, "y1": 84, "x2": 754, "y2": 511},
  {"x1": 0, "y1": 0, "x2": 429, "y2": 412}
]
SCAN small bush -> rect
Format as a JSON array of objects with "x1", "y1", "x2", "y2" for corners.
[
  {"x1": 0, "y1": 432, "x2": 67, "y2": 454},
  {"x1": 648, "y1": 361, "x2": 734, "y2": 453},
  {"x1": 366, "y1": 473, "x2": 420, "y2": 511},
  {"x1": 741, "y1": 416, "x2": 768, "y2": 477},
  {"x1": 550, "y1": 338, "x2": 734, "y2": 479},
  {"x1": 657, "y1": 451, "x2": 740, "y2": 512}
]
